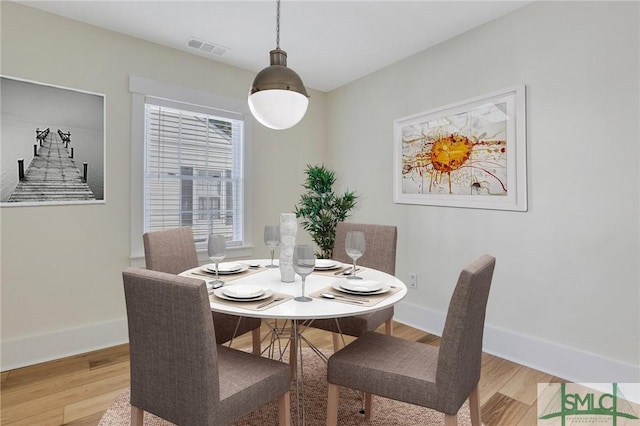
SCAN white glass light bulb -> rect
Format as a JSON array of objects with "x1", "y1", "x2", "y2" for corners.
[{"x1": 248, "y1": 89, "x2": 309, "y2": 130}]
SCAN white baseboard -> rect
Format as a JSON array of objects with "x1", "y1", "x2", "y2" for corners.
[
  {"x1": 1, "y1": 319, "x2": 129, "y2": 371},
  {"x1": 394, "y1": 301, "x2": 640, "y2": 383}
]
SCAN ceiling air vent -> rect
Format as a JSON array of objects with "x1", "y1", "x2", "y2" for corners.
[{"x1": 186, "y1": 37, "x2": 228, "y2": 57}]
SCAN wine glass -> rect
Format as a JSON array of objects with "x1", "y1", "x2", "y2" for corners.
[
  {"x1": 264, "y1": 225, "x2": 280, "y2": 268},
  {"x1": 293, "y1": 244, "x2": 315, "y2": 302},
  {"x1": 345, "y1": 231, "x2": 365, "y2": 280},
  {"x1": 207, "y1": 234, "x2": 227, "y2": 288}
]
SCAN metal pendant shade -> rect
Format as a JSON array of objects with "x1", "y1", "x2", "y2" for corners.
[{"x1": 248, "y1": 0, "x2": 309, "y2": 130}]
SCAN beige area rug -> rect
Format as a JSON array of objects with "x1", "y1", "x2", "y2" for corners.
[{"x1": 99, "y1": 348, "x2": 471, "y2": 425}]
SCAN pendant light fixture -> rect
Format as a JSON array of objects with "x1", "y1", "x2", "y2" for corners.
[{"x1": 248, "y1": 0, "x2": 309, "y2": 130}]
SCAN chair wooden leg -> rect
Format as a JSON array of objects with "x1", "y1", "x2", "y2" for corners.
[
  {"x1": 332, "y1": 332, "x2": 341, "y2": 352},
  {"x1": 364, "y1": 392, "x2": 372, "y2": 420},
  {"x1": 469, "y1": 385, "x2": 482, "y2": 426},
  {"x1": 444, "y1": 413, "x2": 457, "y2": 426},
  {"x1": 278, "y1": 391, "x2": 291, "y2": 426},
  {"x1": 252, "y1": 327, "x2": 261, "y2": 355},
  {"x1": 131, "y1": 405, "x2": 144, "y2": 426},
  {"x1": 327, "y1": 383, "x2": 340, "y2": 426},
  {"x1": 385, "y1": 317, "x2": 393, "y2": 335}
]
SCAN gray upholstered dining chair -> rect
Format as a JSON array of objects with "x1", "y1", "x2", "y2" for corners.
[
  {"x1": 143, "y1": 227, "x2": 262, "y2": 355},
  {"x1": 326, "y1": 254, "x2": 496, "y2": 426},
  {"x1": 308, "y1": 222, "x2": 397, "y2": 350},
  {"x1": 123, "y1": 267, "x2": 291, "y2": 426}
]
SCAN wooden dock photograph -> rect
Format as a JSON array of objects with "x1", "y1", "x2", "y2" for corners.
[{"x1": 1, "y1": 76, "x2": 105, "y2": 206}]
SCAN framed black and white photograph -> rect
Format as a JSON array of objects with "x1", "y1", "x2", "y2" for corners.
[{"x1": 1, "y1": 75, "x2": 105, "y2": 206}]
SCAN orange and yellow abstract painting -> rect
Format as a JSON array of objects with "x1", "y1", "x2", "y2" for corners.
[
  {"x1": 394, "y1": 85, "x2": 527, "y2": 211},
  {"x1": 400, "y1": 102, "x2": 508, "y2": 196}
]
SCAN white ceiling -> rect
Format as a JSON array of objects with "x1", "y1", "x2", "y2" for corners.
[{"x1": 18, "y1": 0, "x2": 532, "y2": 92}]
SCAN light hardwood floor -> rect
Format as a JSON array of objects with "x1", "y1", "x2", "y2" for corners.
[{"x1": 0, "y1": 321, "x2": 565, "y2": 425}]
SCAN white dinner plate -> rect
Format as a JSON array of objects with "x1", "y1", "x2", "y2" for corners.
[
  {"x1": 223, "y1": 285, "x2": 265, "y2": 299},
  {"x1": 341, "y1": 280, "x2": 382, "y2": 292},
  {"x1": 314, "y1": 259, "x2": 342, "y2": 270},
  {"x1": 205, "y1": 263, "x2": 249, "y2": 275},
  {"x1": 332, "y1": 281, "x2": 390, "y2": 296},
  {"x1": 213, "y1": 287, "x2": 273, "y2": 302}
]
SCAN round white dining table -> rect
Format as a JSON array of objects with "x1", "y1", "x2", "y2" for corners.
[
  {"x1": 181, "y1": 259, "x2": 407, "y2": 320},
  {"x1": 181, "y1": 259, "x2": 407, "y2": 426}
]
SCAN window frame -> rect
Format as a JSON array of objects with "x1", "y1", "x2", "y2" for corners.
[{"x1": 129, "y1": 76, "x2": 253, "y2": 261}]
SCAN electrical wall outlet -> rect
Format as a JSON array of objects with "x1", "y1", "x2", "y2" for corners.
[{"x1": 408, "y1": 273, "x2": 418, "y2": 289}]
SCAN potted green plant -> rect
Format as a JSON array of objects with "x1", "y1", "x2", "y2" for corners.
[{"x1": 294, "y1": 164, "x2": 358, "y2": 259}]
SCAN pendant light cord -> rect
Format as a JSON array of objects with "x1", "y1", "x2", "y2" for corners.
[{"x1": 276, "y1": 0, "x2": 280, "y2": 49}]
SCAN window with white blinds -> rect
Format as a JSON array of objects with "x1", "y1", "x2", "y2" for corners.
[{"x1": 144, "y1": 97, "x2": 244, "y2": 248}]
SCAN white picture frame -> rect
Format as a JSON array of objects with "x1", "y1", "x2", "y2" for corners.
[
  {"x1": 1, "y1": 75, "x2": 106, "y2": 207},
  {"x1": 393, "y1": 84, "x2": 527, "y2": 211}
]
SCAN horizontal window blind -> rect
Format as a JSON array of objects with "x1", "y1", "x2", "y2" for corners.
[{"x1": 144, "y1": 97, "x2": 244, "y2": 248}]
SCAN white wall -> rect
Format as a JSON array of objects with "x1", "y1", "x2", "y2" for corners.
[
  {"x1": 327, "y1": 1, "x2": 639, "y2": 381},
  {"x1": 0, "y1": 1, "x2": 325, "y2": 369}
]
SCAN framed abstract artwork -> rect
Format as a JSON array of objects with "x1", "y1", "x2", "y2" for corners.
[
  {"x1": 394, "y1": 85, "x2": 527, "y2": 211},
  {"x1": 0, "y1": 75, "x2": 105, "y2": 206}
]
